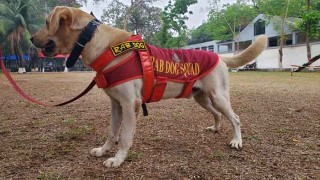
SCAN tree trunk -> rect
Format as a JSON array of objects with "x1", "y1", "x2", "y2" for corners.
[
  {"x1": 123, "y1": 13, "x2": 128, "y2": 30},
  {"x1": 278, "y1": 18, "x2": 285, "y2": 71},
  {"x1": 13, "y1": 47, "x2": 20, "y2": 66},
  {"x1": 236, "y1": 39, "x2": 240, "y2": 54},
  {"x1": 16, "y1": 43, "x2": 26, "y2": 73},
  {"x1": 278, "y1": 47, "x2": 283, "y2": 70},
  {"x1": 234, "y1": 32, "x2": 240, "y2": 54},
  {"x1": 306, "y1": 0, "x2": 312, "y2": 60},
  {"x1": 279, "y1": 35, "x2": 284, "y2": 70}
]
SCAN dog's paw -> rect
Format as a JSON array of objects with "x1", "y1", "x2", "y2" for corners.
[
  {"x1": 205, "y1": 125, "x2": 220, "y2": 132},
  {"x1": 103, "y1": 157, "x2": 123, "y2": 168},
  {"x1": 229, "y1": 139, "x2": 242, "y2": 150},
  {"x1": 90, "y1": 147, "x2": 106, "y2": 157}
]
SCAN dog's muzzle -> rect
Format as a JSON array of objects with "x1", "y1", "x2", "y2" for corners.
[
  {"x1": 30, "y1": 37, "x2": 56, "y2": 57},
  {"x1": 42, "y1": 40, "x2": 56, "y2": 56}
]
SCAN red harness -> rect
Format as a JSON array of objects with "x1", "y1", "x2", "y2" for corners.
[{"x1": 91, "y1": 35, "x2": 220, "y2": 103}]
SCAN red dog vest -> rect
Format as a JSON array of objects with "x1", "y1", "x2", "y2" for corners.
[{"x1": 91, "y1": 35, "x2": 219, "y2": 103}]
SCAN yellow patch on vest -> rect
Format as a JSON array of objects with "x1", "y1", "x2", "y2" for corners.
[{"x1": 111, "y1": 41, "x2": 146, "y2": 56}]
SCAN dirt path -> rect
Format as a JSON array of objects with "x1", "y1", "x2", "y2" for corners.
[{"x1": 0, "y1": 72, "x2": 319, "y2": 179}]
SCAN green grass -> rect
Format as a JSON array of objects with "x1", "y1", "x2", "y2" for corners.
[
  {"x1": 55, "y1": 118, "x2": 93, "y2": 141},
  {"x1": 243, "y1": 134, "x2": 261, "y2": 141},
  {"x1": 210, "y1": 150, "x2": 226, "y2": 159},
  {"x1": 37, "y1": 171, "x2": 61, "y2": 180},
  {"x1": 126, "y1": 151, "x2": 142, "y2": 162}
]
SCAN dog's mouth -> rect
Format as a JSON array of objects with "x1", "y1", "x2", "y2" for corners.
[{"x1": 42, "y1": 40, "x2": 56, "y2": 56}]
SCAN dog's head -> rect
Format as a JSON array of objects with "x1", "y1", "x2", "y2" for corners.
[{"x1": 31, "y1": 6, "x2": 94, "y2": 57}]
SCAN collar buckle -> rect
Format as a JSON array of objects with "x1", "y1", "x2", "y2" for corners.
[{"x1": 91, "y1": 19, "x2": 101, "y2": 27}]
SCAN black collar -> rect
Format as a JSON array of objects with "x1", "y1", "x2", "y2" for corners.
[{"x1": 66, "y1": 18, "x2": 102, "y2": 68}]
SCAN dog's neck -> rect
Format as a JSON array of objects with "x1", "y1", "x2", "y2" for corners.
[{"x1": 80, "y1": 22, "x2": 133, "y2": 71}]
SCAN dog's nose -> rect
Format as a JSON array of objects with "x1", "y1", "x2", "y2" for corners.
[{"x1": 30, "y1": 37, "x2": 34, "y2": 43}]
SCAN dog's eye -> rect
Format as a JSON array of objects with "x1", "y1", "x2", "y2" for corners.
[{"x1": 45, "y1": 20, "x2": 49, "y2": 28}]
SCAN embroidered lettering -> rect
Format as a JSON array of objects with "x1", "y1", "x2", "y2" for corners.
[
  {"x1": 159, "y1": 59, "x2": 164, "y2": 72},
  {"x1": 125, "y1": 42, "x2": 131, "y2": 48},
  {"x1": 151, "y1": 56, "x2": 200, "y2": 77},
  {"x1": 111, "y1": 41, "x2": 146, "y2": 56},
  {"x1": 113, "y1": 47, "x2": 121, "y2": 54}
]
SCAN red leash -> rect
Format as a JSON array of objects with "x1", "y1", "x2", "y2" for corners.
[{"x1": 0, "y1": 48, "x2": 96, "y2": 107}]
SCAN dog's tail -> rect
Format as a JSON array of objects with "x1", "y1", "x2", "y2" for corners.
[{"x1": 220, "y1": 35, "x2": 267, "y2": 68}]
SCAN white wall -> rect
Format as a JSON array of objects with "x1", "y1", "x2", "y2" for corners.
[{"x1": 223, "y1": 42, "x2": 320, "y2": 69}]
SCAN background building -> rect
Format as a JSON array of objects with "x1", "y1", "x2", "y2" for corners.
[{"x1": 183, "y1": 14, "x2": 320, "y2": 70}]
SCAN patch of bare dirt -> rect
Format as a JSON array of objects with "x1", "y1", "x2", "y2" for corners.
[{"x1": 0, "y1": 72, "x2": 319, "y2": 179}]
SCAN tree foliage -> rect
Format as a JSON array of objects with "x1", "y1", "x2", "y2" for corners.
[
  {"x1": 215, "y1": 1, "x2": 256, "y2": 37},
  {"x1": 254, "y1": 0, "x2": 304, "y2": 17},
  {"x1": 255, "y1": 0, "x2": 305, "y2": 69},
  {"x1": 156, "y1": 0, "x2": 197, "y2": 48},
  {"x1": 189, "y1": 0, "x2": 257, "y2": 45},
  {"x1": 0, "y1": 0, "x2": 39, "y2": 68},
  {"x1": 0, "y1": 0, "x2": 82, "y2": 70},
  {"x1": 162, "y1": 0, "x2": 197, "y2": 33},
  {"x1": 188, "y1": 23, "x2": 215, "y2": 44},
  {"x1": 101, "y1": 0, "x2": 162, "y2": 44},
  {"x1": 297, "y1": 0, "x2": 320, "y2": 39}
]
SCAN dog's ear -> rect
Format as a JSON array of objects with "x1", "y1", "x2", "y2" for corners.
[
  {"x1": 69, "y1": 9, "x2": 95, "y2": 30},
  {"x1": 48, "y1": 6, "x2": 90, "y2": 34},
  {"x1": 48, "y1": 6, "x2": 73, "y2": 35}
]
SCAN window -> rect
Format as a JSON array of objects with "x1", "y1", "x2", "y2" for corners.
[
  {"x1": 286, "y1": 39, "x2": 293, "y2": 45},
  {"x1": 285, "y1": 34, "x2": 293, "y2": 45},
  {"x1": 269, "y1": 37, "x2": 278, "y2": 47},
  {"x1": 201, "y1": 46, "x2": 207, "y2": 50},
  {"x1": 208, "y1": 45, "x2": 214, "y2": 52},
  {"x1": 239, "y1": 40, "x2": 252, "y2": 51},
  {"x1": 254, "y1": 19, "x2": 265, "y2": 36}
]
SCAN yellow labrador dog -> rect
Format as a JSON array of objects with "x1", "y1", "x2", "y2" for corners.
[{"x1": 31, "y1": 6, "x2": 267, "y2": 167}]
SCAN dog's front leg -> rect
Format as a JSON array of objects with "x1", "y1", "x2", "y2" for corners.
[
  {"x1": 90, "y1": 97, "x2": 123, "y2": 157},
  {"x1": 103, "y1": 102, "x2": 137, "y2": 167}
]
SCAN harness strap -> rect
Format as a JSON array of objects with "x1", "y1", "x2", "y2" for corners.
[
  {"x1": 90, "y1": 49, "x2": 115, "y2": 72},
  {"x1": 116, "y1": 35, "x2": 154, "y2": 103},
  {"x1": 148, "y1": 77, "x2": 167, "y2": 102},
  {"x1": 137, "y1": 50, "x2": 154, "y2": 103},
  {"x1": 176, "y1": 81, "x2": 196, "y2": 98}
]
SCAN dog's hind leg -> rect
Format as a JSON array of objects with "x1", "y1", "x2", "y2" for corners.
[
  {"x1": 201, "y1": 64, "x2": 242, "y2": 149},
  {"x1": 208, "y1": 91, "x2": 242, "y2": 149},
  {"x1": 90, "y1": 97, "x2": 123, "y2": 157},
  {"x1": 194, "y1": 92, "x2": 222, "y2": 132}
]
